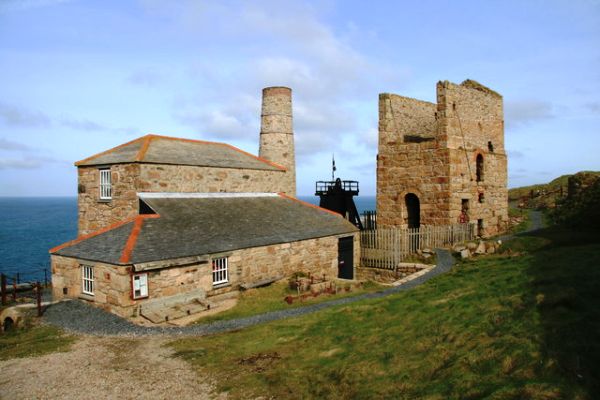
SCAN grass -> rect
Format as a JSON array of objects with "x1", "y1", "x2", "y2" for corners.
[
  {"x1": 170, "y1": 225, "x2": 600, "y2": 399},
  {"x1": 0, "y1": 323, "x2": 75, "y2": 360},
  {"x1": 197, "y1": 279, "x2": 386, "y2": 323}
]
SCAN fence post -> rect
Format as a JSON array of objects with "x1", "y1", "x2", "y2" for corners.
[
  {"x1": 16, "y1": 272, "x2": 20, "y2": 284},
  {"x1": 1, "y1": 274, "x2": 6, "y2": 305},
  {"x1": 36, "y1": 282, "x2": 43, "y2": 317},
  {"x1": 44, "y1": 269, "x2": 48, "y2": 288}
]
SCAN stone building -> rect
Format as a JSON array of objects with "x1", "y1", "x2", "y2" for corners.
[
  {"x1": 50, "y1": 87, "x2": 359, "y2": 320},
  {"x1": 377, "y1": 80, "x2": 508, "y2": 237},
  {"x1": 76, "y1": 87, "x2": 296, "y2": 236}
]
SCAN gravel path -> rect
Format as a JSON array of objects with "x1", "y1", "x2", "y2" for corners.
[
  {"x1": 0, "y1": 336, "x2": 222, "y2": 399},
  {"x1": 43, "y1": 248, "x2": 456, "y2": 337},
  {"x1": 498, "y1": 209, "x2": 545, "y2": 242}
]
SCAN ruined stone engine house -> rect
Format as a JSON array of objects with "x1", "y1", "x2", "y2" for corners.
[{"x1": 376, "y1": 80, "x2": 508, "y2": 237}]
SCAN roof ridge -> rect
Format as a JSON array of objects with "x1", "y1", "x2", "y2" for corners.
[
  {"x1": 119, "y1": 215, "x2": 159, "y2": 263},
  {"x1": 135, "y1": 135, "x2": 154, "y2": 161},
  {"x1": 74, "y1": 135, "x2": 148, "y2": 166},
  {"x1": 277, "y1": 193, "x2": 342, "y2": 217},
  {"x1": 50, "y1": 213, "x2": 159, "y2": 254},
  {"x1": 146, "y1": 134, "x2": 287, "y2": 171},
  {"x1": 76, "y1": 133, "x2": 287, "y2": 171}
]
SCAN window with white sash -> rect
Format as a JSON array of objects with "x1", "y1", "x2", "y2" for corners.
[
  {"x1": 212, "y1": 257, "x2": 228, "y2": 285},
  {"x1": 82, "y1": 265, "x2": 94, "y2": 295},
  {"x1": 132, "y1": 273, "x2": 148, "y2": 299},
  {"x1": 99, "y1": 168, "x2": 112, "y2": 200}
]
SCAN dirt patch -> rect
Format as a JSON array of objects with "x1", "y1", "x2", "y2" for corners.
[
  {"x1": 237, "y1": 352, "x2": 281, "y2": 373},
  {"x1": 0, "y1": 335, "x2": 225, "y2": 399}
]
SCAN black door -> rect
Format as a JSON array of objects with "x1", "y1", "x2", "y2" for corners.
[{"x1": 338, "y1": 237, "x2": 354, "y2": 279}]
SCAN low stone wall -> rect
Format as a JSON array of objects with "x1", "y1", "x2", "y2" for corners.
[{"x1": 356, "y1": 263, "x2": 428, "y2": 284}]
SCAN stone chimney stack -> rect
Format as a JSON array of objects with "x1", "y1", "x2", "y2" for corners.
[{"x1": 259, "y1": 86, "x2": 296, "y2": 196}]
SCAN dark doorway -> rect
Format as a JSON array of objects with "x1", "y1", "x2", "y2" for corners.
[
  {"x1": 477, "y1": 219, "x2": 484, "y2": 237},
  {"x1": 338, "y1": 237, "x2": 354, "y2": 279},
  {"x1": 405, "y1": 193, "x2": 421, "y2": 228}
]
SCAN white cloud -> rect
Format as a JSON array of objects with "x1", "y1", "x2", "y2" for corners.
[
  {"x1": 0, "y1": 102, "x2": 51, "y2": 127},
  {"x1": 127, "y1": 69, "x2": 165, "y2": 87},
  {"x1": 505, "y1": 100, "x2": 554, "y2": 127},
  {"x1": 0, "y1": 155, "x2": 68, "y2": 170},
  {"x1": 0, "y1": 138, "x2": 31, "y2": 151},
  {"x1": 0, "y1": 0, "x2": 70, "y2": 12}
]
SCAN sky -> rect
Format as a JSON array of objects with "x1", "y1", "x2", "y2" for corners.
[{"x1": 0, "y1": 0, "x2": 599, "y2": 196}]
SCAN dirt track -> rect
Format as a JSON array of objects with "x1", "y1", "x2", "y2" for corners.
[{"x1": 0, "y1": 335, "x2": 225, "y2": 400}]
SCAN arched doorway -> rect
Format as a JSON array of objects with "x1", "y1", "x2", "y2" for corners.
[{"x1": 405, "y1": 193, "x2": 420, "y2": 229}]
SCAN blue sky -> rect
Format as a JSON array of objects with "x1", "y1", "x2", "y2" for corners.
[{"x1": 0, "y1": 0, "x2": 598, "y2": 196}]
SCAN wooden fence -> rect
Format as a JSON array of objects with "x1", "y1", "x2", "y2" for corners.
[{"x1": 360, "y1": 223, "x2": 476, "y2": 269}]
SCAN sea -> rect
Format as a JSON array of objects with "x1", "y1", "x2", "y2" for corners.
[{"x1": 0, "y1": 195, "x2": 375, "y2": 282}]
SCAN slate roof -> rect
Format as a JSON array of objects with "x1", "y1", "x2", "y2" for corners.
[
  {"x1": 51, "y1": 194, "x2": 358, "y2": 265},
  {"x1": 74, "y1": 134, "x2": 284, "y2": 171}
]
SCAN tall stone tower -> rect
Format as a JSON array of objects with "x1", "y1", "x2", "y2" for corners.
[
  {"x1": 259, "y1": 86, "x2": 296, "y2": 196},
  {"x1": 376, "y1": 80, "x2": 508, "y2": 237}
]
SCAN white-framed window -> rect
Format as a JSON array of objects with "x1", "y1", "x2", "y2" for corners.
[
  {"x1": 212, "y1": 257, "x2": 228, "y2": 285},
  {"x1": 99, "y1": 168, "x2": 112, "y2": 200},
  {"x1": 132, "y1": 273, "x2": 148, "y2": 299},
  {"x1": 82, "y1": 265, "x2": 94, "y2": 295}
]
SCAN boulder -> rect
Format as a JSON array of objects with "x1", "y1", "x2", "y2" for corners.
[
  {"x1": 422, "y1": 248, "x2": 433, "y2": 254},
  {"x1": 475, "y1": 241, "x2": 487, "y2": 255},
  {"x1": 466, "y1": 242, "x2": 478, "y2": 251},
  {"x1": 460, "y1": 249, "x2": 471, "y2": 259},
  {"x1": 486, "y1": 245, "x2": 496, "y2": 254},
  {"x1": 453, "y1": 244, "x2": 466, "y2": 253}
]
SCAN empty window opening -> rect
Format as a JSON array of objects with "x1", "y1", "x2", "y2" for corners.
[
  {"x1": 82, "y1": 265, "x2": 94, "y2": 295},
  {"x1": 133, "y1": 273, "x2": 148, "y2": 299},
  {"x1": 405, "y1": 193, "x2": 421, "y2": 229},
  {"x1": 476, "y1": 154, "x2": 484, "y2": 182},
  {"x1": 461, "y1": 199, "x2": 470, "y2": 212},
  {"x1": 212, "y1": 257, "x2": 228, "y2": 286},
  {"x1": 478, "y1": 193, "x2": 485, "y2": 203},
  {"x1": 460, "y1": 199, "x2": 470, "y2": 223},
  {"x1": 99, "y1": 168, "x2": 112, "y2": 200},
  {"x1": 488, "y1": 141, "x2": 494, "y2": 152},
  {"x1": 477, "y1": 219, "x2": 484, "y2": 237}
]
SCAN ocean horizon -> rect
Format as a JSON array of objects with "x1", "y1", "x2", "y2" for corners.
[{"x1": 0, "y1": 195, "x2": 375, "y2": 281}]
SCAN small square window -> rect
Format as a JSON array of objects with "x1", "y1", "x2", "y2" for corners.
[
  {"x1": 212, "y1": 257, "x2": 228, "y2": 286},
  {"x1": 82, "y1": 265, "x2": 94, "y2": 295},
  {"x1": 99, "y1": 169, "x2": 112, "y2": 200},
  {"x1": 132, "y1": 273, "x2": 148, "y2": 299}
]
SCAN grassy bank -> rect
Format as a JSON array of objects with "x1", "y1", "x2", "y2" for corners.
[
  {"x1": 0, "y1": 324, "x2": 75, "y2": 360},
  {"x1": 197, "y1": 280, "x2": 386, "y2": 324},
  {"x1": 171, "y1": 226, "x2": 600, "y2": 399}
]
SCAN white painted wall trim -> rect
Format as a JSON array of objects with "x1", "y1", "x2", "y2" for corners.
[{"x1": 137, "y1": 192, "x2": 279, "y2": 199}]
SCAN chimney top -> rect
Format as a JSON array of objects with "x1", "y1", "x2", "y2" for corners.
[{"x1": 263, "y1": 86, "x2": 292, "y2": 96}]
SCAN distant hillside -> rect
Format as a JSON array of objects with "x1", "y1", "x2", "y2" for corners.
[
  {"x1": 509, "y1": 171, "x2": 600, "y2": 210},
  {"x1": 551, "y1": 172, "x2": 600, "y2": 228}
]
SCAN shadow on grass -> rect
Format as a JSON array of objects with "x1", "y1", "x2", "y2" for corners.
[{"x1": 521, "y1": 225, "x2": 600, "y2": 398}]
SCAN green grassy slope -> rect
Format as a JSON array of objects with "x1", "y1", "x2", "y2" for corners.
[
  {"x1": 170, "y1": 226, "x2": 600, "y2": 399},
  {"x1": 509, "y1": 171, "x2": 600, "y2": 209}
]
